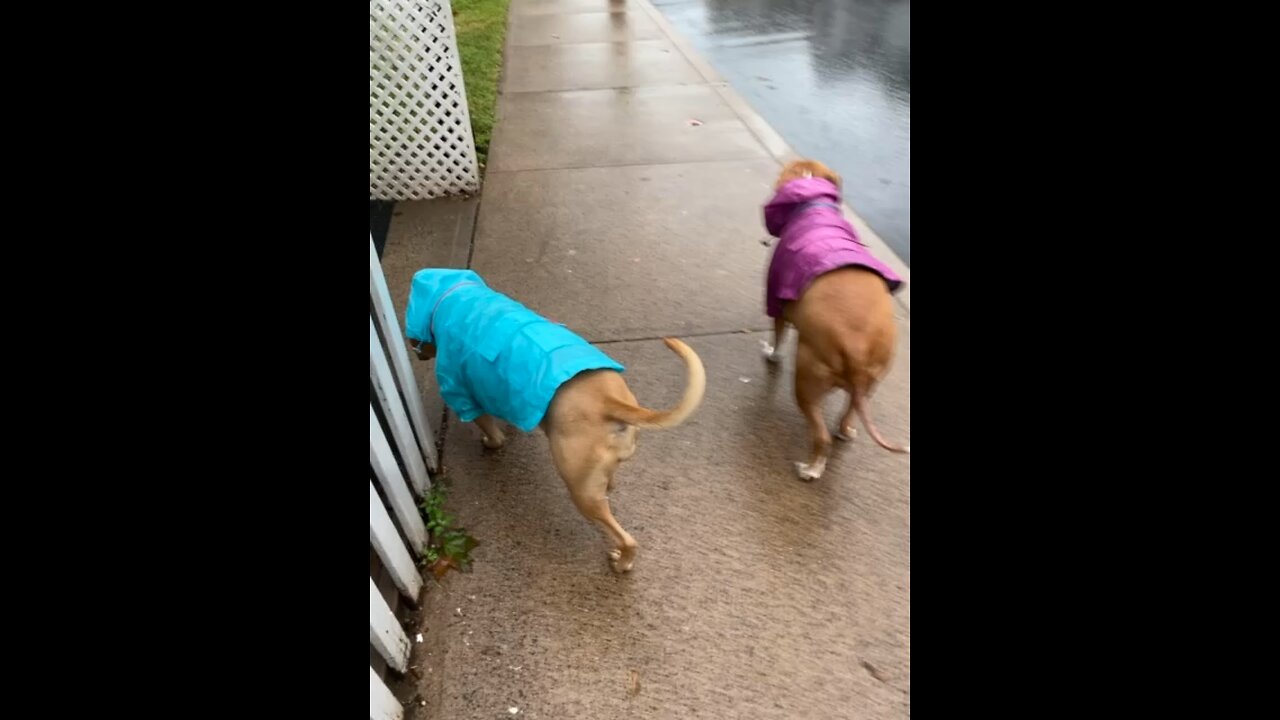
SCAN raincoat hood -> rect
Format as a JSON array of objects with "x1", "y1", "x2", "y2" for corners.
[
  {"x1": 764, "y1": 177, "x2": 843, "y2": 237},
  {"x1": 404, "y1": 268, "x2": 484, "y2": 345}
]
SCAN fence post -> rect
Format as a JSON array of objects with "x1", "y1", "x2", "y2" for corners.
[
  {"x1": 371, "y1": 315, "x2": 431, "y2": 495},
  {"x1": 370, "y1": 403, "x2": 428, "y2": 552},
  {"x1": 370, "y1": 236, "x2": 439, "y2": 473},
  {"x1": 370, "y1": 478, "x2": 425, "y2": 597},
  {"x1": 370, "y1": 664, "x2": 404, "y2": 720},
  {"x1": 370, "y1": 576, "x2": 411, "y2": 672}
]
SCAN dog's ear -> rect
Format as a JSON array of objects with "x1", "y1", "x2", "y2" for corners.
[
  {"x1": 776, "y1": 159, "x2": 842, "y2": 190},
  {"x1": 809, "y1": 161, "x2": 841, "y2": 189},
  {"x1": 776, "y1": 160, "x2": 814, "y2": 189}
]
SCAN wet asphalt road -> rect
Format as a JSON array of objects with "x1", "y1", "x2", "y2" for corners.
[{"x1": 652, "y1": 0, "x2": 911, "y2": 265}]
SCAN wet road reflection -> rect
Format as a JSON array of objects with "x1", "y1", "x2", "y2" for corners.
[{"x1": 653, "y1": 0, "x2": 910, "y2": 264}]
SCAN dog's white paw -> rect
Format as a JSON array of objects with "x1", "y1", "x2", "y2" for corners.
[
  {"x1": 760, "y1": 340, "x2": 781, "y2": 363},
  {"x1": 608, "y1": 549, "x2": 635, "y2": 573},
  {"x1": 834, "y1": 427, "x2": 858, "y2": 441},
  {"x1": 795, "y1": 460, "x2": 826, "y2": 481}
]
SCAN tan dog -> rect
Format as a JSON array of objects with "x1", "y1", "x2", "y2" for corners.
[
  {"x1": 410, "y1": 333, "x2": 704, "y2": 573},
  {"x1": 763, "y1": 160, "x2": 908, "y2": 481}
]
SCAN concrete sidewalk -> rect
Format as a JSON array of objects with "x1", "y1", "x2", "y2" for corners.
[{"x1": 382, "y1": 0, "x2": 909, "y2": 717}]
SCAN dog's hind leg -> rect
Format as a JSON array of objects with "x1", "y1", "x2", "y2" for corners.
[
  {"x1": 794, "y1": 350, "x2": 834, "y2": 481},
  {"x1": 835, "y1": 394, "x2": 859, "y2": 441},
  {"x1": 572, "y1": 464, "x2": 638, "y2": 573},
  {"x1": 762, "y1": 316, "x2": 786, "y2": 363},
  {"x1": 582, "y1": 488, "x2": 638, "y2": 573},
  {"x1": 550, "y1": 435, "x2": 638, "y2": 572}
]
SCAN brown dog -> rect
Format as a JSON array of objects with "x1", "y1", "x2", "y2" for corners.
[
  {"x1": 763, "y1": 159, "x2": 908, "y2": 480},
  {"x1": 409, "y1": 303, "x2": 704, "y2": 573}
]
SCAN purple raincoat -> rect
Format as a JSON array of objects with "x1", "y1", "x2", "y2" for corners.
[{"x1": 763, "y1": 177, "x2": 903, "y2": 318}]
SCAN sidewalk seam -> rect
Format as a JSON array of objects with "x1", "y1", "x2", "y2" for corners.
[
  {"x1": 590, "y1": 328, "x2": 772, "y2": 345},
  {"x1": 485, "y1": 156, "x2": 771, "y2": 175},
  {"x1": 502, "y1": 80, "x2": 708, "y2": 95}
]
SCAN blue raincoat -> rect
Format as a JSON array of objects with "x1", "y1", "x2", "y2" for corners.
[{"x1": 403, "y1": 269, "x2": 625, "y2": 432}]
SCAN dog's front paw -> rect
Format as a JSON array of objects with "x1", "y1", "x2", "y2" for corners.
[
  {"x1": 795, "y1": 460, "x2": 826, "y2": 481},
  {"x1": 834, "y1": 426, "x2": 858, "y2": 441},
  {"x1": 481, "y1": 435, "x2": 505, "y2": 450}
]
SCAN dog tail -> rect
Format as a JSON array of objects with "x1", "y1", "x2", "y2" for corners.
[
  {"x1": 605, "y1": 338, "x2": 706, "y2": 430},
  {"x1": 852, "y1": 392, "x2": 910, "y2": 454}
]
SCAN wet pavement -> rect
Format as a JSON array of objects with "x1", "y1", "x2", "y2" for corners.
[{"x1": 651, "y1": 0, "x2": 910, "y2": 265}]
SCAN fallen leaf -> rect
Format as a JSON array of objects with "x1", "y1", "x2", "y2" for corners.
[{"x1": 429, "y1": 557, "x2": 458, "y2": 579}]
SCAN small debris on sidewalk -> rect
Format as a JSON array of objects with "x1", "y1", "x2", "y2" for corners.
[
  {"x1": 508, "y1": 707, "x2": 520, "y2": 715},
  {"x1": 739, "y1": 376, "x2": 751, "y2": 383},
  {"x1": 627, "y1": 670, "x2": 642, "y2": 697},
  {"x1": 415, "y1": 632, "x2": 424, "y2": 643},
  {"x1": 687, "y1": 118, "x2": 703, "y2": 126}
]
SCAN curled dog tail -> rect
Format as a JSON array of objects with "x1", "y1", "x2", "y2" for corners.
[{"x1": 605, "y1": 338, "x2": 706, "y2": 430}]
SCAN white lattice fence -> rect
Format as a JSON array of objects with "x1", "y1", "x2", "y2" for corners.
[
  {"x1": 370, "y1": 235, "x2": 438, "y2": 720},
  {"x1": 370, "y1": 0, "x2": 480, "y2": 200}
]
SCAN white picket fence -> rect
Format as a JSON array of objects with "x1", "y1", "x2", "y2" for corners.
[{"x1": 369, "y1": 235, "x2": 438, "y2": 720}]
